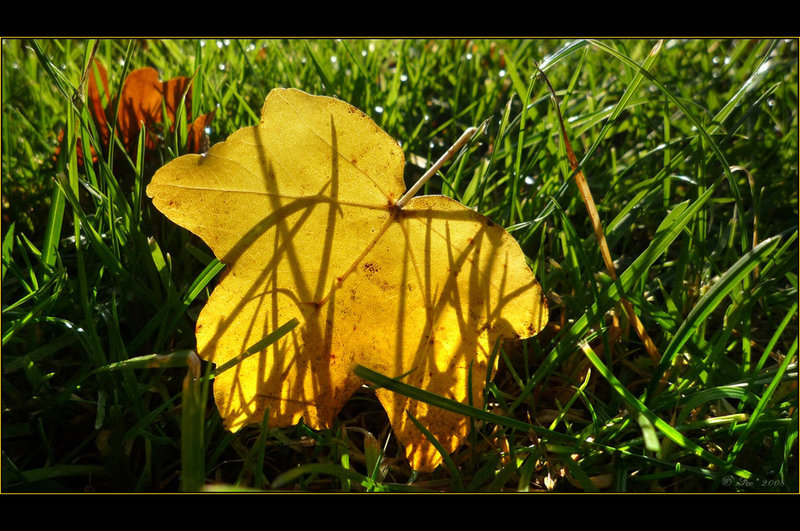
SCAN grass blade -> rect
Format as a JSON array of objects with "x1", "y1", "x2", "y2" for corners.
[
  {"x1": 579, "y1": 342, "x2": 752, "y2": 480},
  {"x1": 649, "y1": 234, "x2": 783, "y2": 397}
]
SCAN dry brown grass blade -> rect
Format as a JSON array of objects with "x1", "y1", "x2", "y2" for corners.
[{"x1": 536, "y1": 66, "x2": 661, "y2": 367}]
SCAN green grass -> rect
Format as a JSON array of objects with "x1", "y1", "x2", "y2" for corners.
[{"x1": 1, "y1": 38, "x2": 797, "y2": 493}]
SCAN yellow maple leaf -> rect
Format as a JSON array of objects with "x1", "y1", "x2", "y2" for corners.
[{"x1": 146, "y1": 88, "x2": 548, "y2": 472}]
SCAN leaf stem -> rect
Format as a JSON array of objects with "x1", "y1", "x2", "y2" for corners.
[{"x1": 395, "y1": 126, "x2": 479, "y2": 209}]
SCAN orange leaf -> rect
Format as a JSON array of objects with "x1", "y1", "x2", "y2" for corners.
[
  {"x1": 56, "y1": 61, "x2": 214, "y2": 167},
  {"x1": 87, "y1": 60, "x2": 111, "y2": 158}
]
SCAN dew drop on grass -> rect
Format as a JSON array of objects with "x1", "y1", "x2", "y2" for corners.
[
  {"x1": 374, "y1": 106, "x2": 384, "y2": 114},
  {"x1": 756, "y1": 60, "x2": 773, "y2": 76}
]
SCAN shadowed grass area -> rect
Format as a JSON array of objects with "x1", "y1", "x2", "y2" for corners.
[{"x1": 2, "y1": 37, "x2": 797, "y2": 492}]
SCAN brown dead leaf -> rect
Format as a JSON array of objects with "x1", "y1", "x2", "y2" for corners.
[{"x1": 56, "y1": 61, "x2": 214, "y2": 166}]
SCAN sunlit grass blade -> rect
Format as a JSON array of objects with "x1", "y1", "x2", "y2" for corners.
[
  {"x1": 649, "y1": 234, "x2": 783, "y2": 397},
  {"x1": 754, "y1": 301, "x2": 798, "y2": 374},
  {"x1": 519, "y1": 184, "x2": 719, "y2": 408},
  {"x1": 588, "y1": 39, "x2": 750, "y2": 253},
  {"x1": 270, "y1": 462, "x2": 369, "y2": 491},
  {"x1": 180, "y1": 352, "x2": 206, "y2": 492},
  {"x1": 356, "y1": 365, "x2": 658, "y2": 466},
  {"x1": 726, "y1": 335, "x2": 798, "y2": 464},
  {"x1": 40, "y1": 184, "x2": 66, "y2": 272},
  {"x1": 576, "y1": 40, "x2": 664, "y2": 171},
  {"x1": 91, "y1": 350, "x2": 198, "y2": 373},
  {"x1": 579, "y1": 342, "x2": 752, "y2": 480}
]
